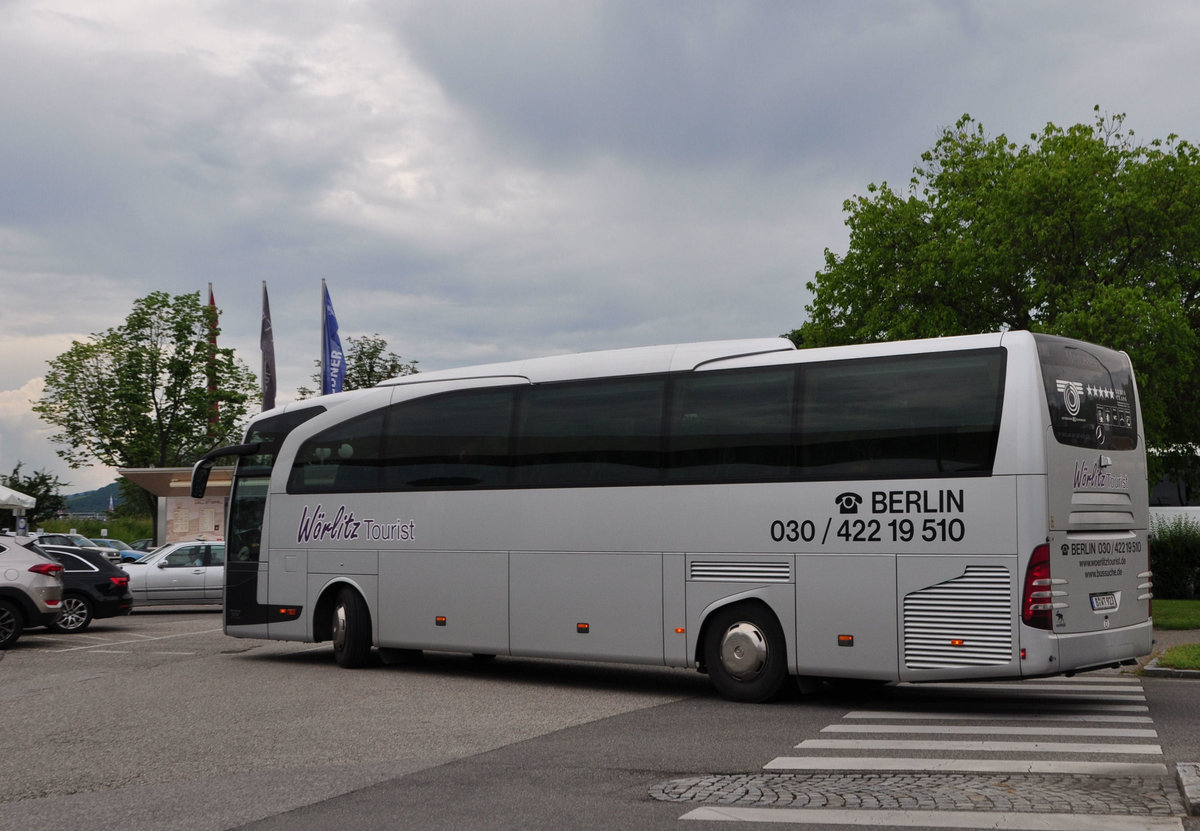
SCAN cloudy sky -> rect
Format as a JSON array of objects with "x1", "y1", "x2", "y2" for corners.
[{"x1": 3, "y1": 0, "x2": 1199, "y2": 493}]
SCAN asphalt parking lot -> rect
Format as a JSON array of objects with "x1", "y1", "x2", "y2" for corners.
[{"x1": 0, "y1": 608, "x2": 708, "y2": 831}]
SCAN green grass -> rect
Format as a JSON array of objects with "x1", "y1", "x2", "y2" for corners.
[
  {"x1": 1150, "y1": 599, "x2": 1200, "y2": 671},
  {"x1": 34, "y1": 517, "x2": 153, "y2": 545},
  {"x1": 1152, "y1": 599, "x2": 1200, "y2": 630},
  {"x1": 1157, "y1": 643, "x2": 1200, "y2": 671}
]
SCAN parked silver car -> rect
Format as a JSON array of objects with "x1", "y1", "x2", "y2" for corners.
[
  {"x1": 122, "y1": 540, "x2": 224, "y2": 606},
  {"x1": 0, "y1": 535, "x2": 65, "y2": 647}
]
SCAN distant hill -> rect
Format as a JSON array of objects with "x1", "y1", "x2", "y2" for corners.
[{"x1": 65, "y1": 482, "x2": 122, "y2": 514}]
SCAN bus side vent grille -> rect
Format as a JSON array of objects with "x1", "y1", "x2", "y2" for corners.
[
  {"x1": 903, "y1": 566, "x2": 1013, "y2": 670},
  {"x1": 689, "y1": 561, "x2": 792, "y2": 583}
]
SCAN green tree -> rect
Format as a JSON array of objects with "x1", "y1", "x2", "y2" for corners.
[
  {"x1": 794, "y1": 108, "x2": 1200, "y2": 490},
  {"x1": 33, "y1": 291, "x2": 259, "y2": 528},
  {"x1": 297, "y1": 333, "x2": 418, "y2": 398},
  {"x1": 0, "y1": 462, "x2": 68, "y2": 527}
]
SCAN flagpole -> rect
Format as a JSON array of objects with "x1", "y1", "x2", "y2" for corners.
[{"x1": 320, "y1": 279, "x2": 327, "y2": 395}]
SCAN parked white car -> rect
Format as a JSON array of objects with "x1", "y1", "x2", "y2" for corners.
[{"x1": 122, "y1": 540, "x2": 224, "y2": 606}]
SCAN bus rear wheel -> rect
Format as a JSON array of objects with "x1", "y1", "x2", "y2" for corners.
[
  {"x1": 331, "y1": 587, "x2": 372, "y2": 668},
  {"x1": 703, "y1": 603, "x2": 788, "y2": 703}
]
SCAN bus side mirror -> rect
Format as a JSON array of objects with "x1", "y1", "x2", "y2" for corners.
[
  {"x1": 191, "y1": 442, "x2": 262, "y2": 498},
  {"x1": 191, "y1": 463, "x2": 211, "y2": 499}
]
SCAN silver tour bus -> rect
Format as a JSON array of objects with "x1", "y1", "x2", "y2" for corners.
[{"x1": 193, "y1": 331, "x2": 1151, "y2": 702}]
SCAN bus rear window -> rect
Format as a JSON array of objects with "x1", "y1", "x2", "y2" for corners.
[{"x1": 1035, "y1": 335, "x2": 1138, "y2": 450}]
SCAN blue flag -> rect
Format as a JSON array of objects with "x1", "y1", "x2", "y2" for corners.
[{"x1": 321, "y1": 280, "x2": 345, "y2": 395}]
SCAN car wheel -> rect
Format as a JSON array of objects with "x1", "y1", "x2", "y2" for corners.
[
  {"x1": 703, "y1": 602, "x2": 788, "y2": 703},
  {"x1": 331, "y1": 587, "x2": 372, "y2": 668},
  {"x1": 51, "y1": 594, "x2": 94, "y2": 633},
  {"x1": 0, "y1": 599, "x2": 24, "y2": 649}
]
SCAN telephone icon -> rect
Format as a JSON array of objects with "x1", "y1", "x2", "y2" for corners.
[{"x1": 835, "y1": 492, "x2": 863, "y2": 514}]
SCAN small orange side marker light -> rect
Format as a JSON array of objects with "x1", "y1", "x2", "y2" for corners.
[
  {"x1": 674, "y1": 627, "x2": 686, "y2": 634},
  {"x1": 435, "y1": 616, "x2": 447, "y2": 626},
  {"x1": 838, "y1": 634, "x2": 854, "y2": 647},
  {"x1": 950, "y1": 638, "x2": 965, "y2": 647},
  {"x1": 577, "y1": 623, "x2": 590, "y2": 634}
]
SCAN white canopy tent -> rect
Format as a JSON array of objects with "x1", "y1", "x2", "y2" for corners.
[{"x1": 0, "y1": 484, "x2": 36, "y2": 534}]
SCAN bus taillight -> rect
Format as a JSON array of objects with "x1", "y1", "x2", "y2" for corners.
[{"x1": 1022, "y1": 544, "x2": 1054, "y2": 630}]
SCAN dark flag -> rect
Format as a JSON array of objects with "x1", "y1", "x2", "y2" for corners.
[
  {"x1": 321, "y1": 279, "x2": 345, "y2": 395},
  {"x1": 261, "y1": 281, "x2": 277, "y2": 411},
  {"x1": 206, "y1": 283, "x2": 219, "y2": 435}
]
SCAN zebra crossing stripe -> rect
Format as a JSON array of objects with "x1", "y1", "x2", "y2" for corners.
[
  {"x1": 904, "y1": 683, "x2": 1144, "y2": 700},
  {"x1": 763, "y1": 756, "x2": 1169, "y2": 775},
  {"x1": 797, "y1": 738, "x2": 1162, "y2": 754},
  {"x1": 820, "y1": 724, "x2": 1157, "y2": 737},
  {"x1": 844, "y1": 710, "x2": 1152, "y2": 722},
  {"x1": 680, "y1": 806, "x2": 1182, "y2": 829}
]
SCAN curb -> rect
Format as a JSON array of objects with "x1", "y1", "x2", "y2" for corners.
[
  {"x1": 1141, "y1": 658, "x2": 1200, "y2": 679},
  {"x1": 1177, "y1": 763, "x2": 1200, "y2": 816}
]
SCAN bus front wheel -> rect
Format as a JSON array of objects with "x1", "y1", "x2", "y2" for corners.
[
  {"x1": 703, "y1": 603, "x2": 788, "y2": 703},
  {"x1": 331, "y1": 587, "x2": 372, "y2": 668}
]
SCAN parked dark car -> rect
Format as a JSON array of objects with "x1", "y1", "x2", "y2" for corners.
[
  {"x1": 33, "y1": 533, "x2": 114, "y2": 560},
  {"x1": 38, "y1": 546, "x2": 134, "y2": 632}
]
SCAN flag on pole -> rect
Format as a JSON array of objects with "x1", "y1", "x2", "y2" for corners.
[
  {"x1": 260, "y1": 281, "x2": 277, "y2": 411},
  {"x1": 321, "y1": 279, "x2": 345, "y2": 395},
  {"x1": 206, "y1": 283, "x2": 219, "y2": 434},
  {"x1": 207, "y1": 284, "x2": 217, "y2": 347}
]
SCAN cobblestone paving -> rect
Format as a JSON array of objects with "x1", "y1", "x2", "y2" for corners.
[{"x1": 650, "y1": 773, "x2": 1186, "y2": 816}]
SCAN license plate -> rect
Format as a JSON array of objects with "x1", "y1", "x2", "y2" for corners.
[{"x1": 1090, "y1": 592, "x2": 1118, "y2": 611}]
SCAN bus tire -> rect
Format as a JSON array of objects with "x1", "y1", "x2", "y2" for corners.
[
  {"x1": 331, "y1": 587, "x2": 372, "y2": 668},
  {"x1": 703, "y1": 602, "x2": 788, "y2": 703}
]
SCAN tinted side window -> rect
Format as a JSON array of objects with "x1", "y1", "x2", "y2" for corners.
[
  {"x1": 798, "y1": 349, "x2": 1005, "y2": 479},
  {"x1": 385, "y1": 388, "x2": 516, "y2": 489},
  {"x1": 667, "y1": 367, "x2": 797, "y2": 483},
  {"x1": 58, "y1": 552, "x2": 93, "y2": 572},
  {"x1": 288, "y1": 410, "x2": 388, "y2": 493},
  {"x1": 513, "y1": 378, "x2": 664, "y2": 486}
]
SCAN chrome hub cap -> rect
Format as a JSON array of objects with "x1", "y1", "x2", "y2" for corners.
[{"x1": 719, "y1": 621, "x2": 768, "y2": 681}]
